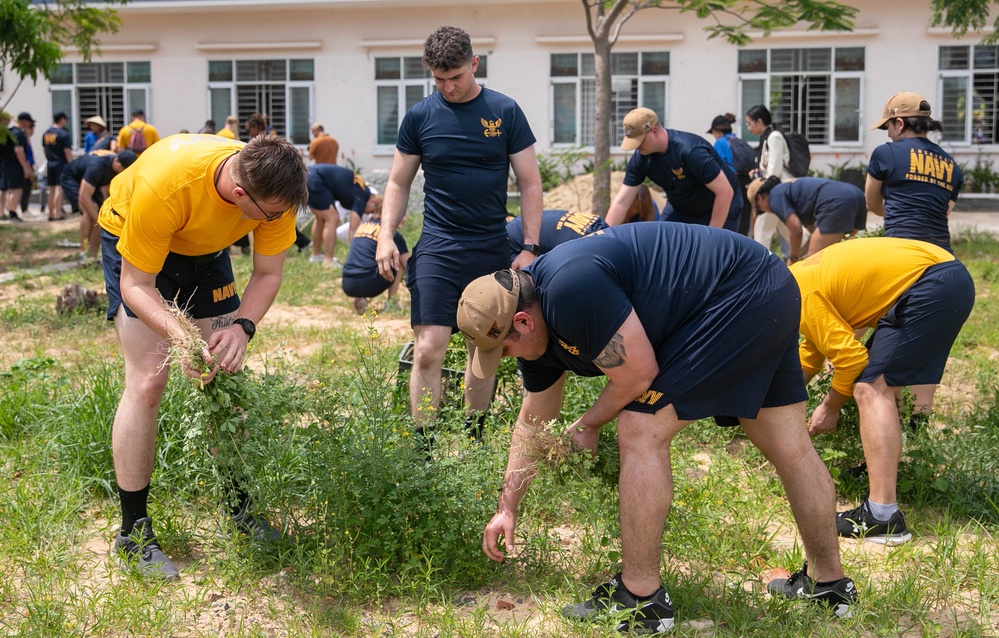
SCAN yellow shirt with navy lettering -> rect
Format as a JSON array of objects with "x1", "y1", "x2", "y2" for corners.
[
  {"x1": 98, "y1": 134, "x2": 296, "y2": 274},
  {"x1": 789, "y1": 237, "x2": 955, "y2": 397}
]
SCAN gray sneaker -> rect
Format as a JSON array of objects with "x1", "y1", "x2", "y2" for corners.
[
  {"x1": 114, "y1": 517, "x2": 180, "y2": 581},
  {"x1": 229, "y1": 507, "x2": 282, "y2": 544}
]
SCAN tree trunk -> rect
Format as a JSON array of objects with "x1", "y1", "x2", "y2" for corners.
[{"x1": 591, "y1": 36, "x2": 613, "y2": 217}]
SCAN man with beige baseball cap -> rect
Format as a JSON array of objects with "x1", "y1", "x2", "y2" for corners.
[
  {"x1": 460, "y1": 222, "x2": 858, "y2": 632},
  {"x1": 606, "y1": 107, "x2": 743, "y2": 231}
]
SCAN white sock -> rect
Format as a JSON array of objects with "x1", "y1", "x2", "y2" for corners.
[{"x1": 867, "y1": 499, "x2": 899, "y2": 521}]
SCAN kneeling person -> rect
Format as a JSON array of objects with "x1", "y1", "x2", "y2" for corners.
[
  {"x1": 342, "y1": 214, "x2": 410, "y2": 315},
  {"x1": 791, "y1": 237, "x2": 974, "y2": 545},
  {"x1": 459, "y1": 223, "x2": 857, "y2": 633}
]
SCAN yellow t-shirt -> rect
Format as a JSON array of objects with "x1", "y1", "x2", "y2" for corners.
[
  {"x1": 98, "y1": 134, "x2": 296, "y2": 274},
  {"x1": 216, "y1": 128, "x2": 236, "y2": 139},
  {"x1": 116, "y1": 120, "x2": 160, "y2": 153},
  {"x1": 790, "y1": 237, "x2": 956, "y2": 396}
]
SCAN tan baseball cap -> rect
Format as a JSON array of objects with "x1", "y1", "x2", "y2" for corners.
[
  {"x1": 745, "y1": 177, "x2": 766, "y2": 215},
  {"x1": 457, "y1": 270, "x2": 520, "y2": 379},
  {"x1": 621, "y1": 108, "x2": 659, "y2": 151},
  {"x1": 870, "y1": 91, "x2": 931, "y2": 130}
]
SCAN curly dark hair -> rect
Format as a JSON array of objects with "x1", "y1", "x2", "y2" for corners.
[{"x1": 423, "y1": 26, "x2": 474, "y2": 71}]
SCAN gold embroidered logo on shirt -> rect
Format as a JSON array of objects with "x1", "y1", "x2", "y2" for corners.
[
  {"x1": 557, "y1": 338, "x2": 579, "y2": 355},
  {"x1": 672, "y1": 167, "x2": 685, "y2": 180},
  {"x1": 481, "y1": 118, "x2": 503, "y2": 138}
]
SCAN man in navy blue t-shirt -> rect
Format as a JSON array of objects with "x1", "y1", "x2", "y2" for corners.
[
  {"x1": 458, "y1": 223, "x2": 857, "y2": 631},
  {"x1": 306, "y1": 164, "x2": 375, "y2": 267},
  {"x1": 375, "y1": 26, "x2": 543, "y2": 438},
  {"x1": 606, "y1": 108, "x2": 742, "y2": 230},
  {"x1": 42, "y1": 112, "x2": 74, "y2": 221}
]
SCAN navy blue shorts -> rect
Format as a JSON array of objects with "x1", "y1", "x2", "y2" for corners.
[
  {"x1": 307, "y1": 184, "x2": 335, "y2": 211},
  {"x1": 626, "y1": 257, "x2": 808, "y2": 420},
  {"x1": 406, "y1": 232, "x2": 509, "y2": 328},
  {"x1": 0, "y1": 158, "x2": 25, "y2": 191},
  {"x1": 857, "y1": 260, "x2": 975, "y2": 387},
  {"x1": 60, "y1": 178, "x2": 101, "y2": 213},
  {"x1": 814, "y1": 189, "x2": 867, "y2": 234},
  {"x1": 46, "y1": 161, "x2": 66, "y2": 187},
  {"x1": 342, "y1": 273, "x2": 392, "y2": 299},
  {"x1": 102, "y1": 229, "x2": 241, "y2": 321}
]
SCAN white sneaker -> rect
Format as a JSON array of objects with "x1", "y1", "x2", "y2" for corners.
[{"x1": 308, "y1": 255, "x2": 323, "y2": 263}]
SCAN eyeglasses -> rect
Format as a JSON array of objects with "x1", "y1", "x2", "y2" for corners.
[{"x1": 237, "y1": 183, "x2": 285, "y2": 222}]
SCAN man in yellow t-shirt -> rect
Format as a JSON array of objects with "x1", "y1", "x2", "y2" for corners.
[
  {"x1": 791, "y1": 237, "x2": 974, "y2": 546},
  {"x1": 116, "y1": 109, "x2": 160, "y2": 154},
  {"x1": 98, "y1": 133, "x2": 308, "y2": 580}
]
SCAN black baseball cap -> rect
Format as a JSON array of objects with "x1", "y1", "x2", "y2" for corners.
[{"x1": 17, "y1": 112, "x2": 36, "y2": 125}]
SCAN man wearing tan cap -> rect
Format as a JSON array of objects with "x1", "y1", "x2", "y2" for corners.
[
  {"x1": 605, "y1": 107, "x2": 742, "y2": 230},
  {"x1": 460, "y1": 222, "x2": 857, "y2": 632},
  {"x1": 308, "y1": 122, "x2": 339, "y2": 165}
]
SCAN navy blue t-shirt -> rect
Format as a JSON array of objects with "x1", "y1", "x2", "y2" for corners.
[
  {"x1": 43, "y1": 126, "x2": 72, "y2": 164},
  {"x1": 623, "y1": 129, "x2": 742, "y2": 223},
  {"x1": 506, "y1": 209, "x2": 608, "y2": 263},
  {"x1": 1, "y1": 126, "x2": 28, "y2": 169},
  {"x1": 520, "y1": 223, "x2": 777, "y2": 392},
  {"x1": 307, "y1": 164, "x2": 370, "y2": 215},
  {"x1": 867, "y1": 137, "x2": 963, "y2": 250},
  {"x1": 396, "y1": 87, "x2": 536, "y2": 241},
  {"x1": 62, "y1": 153, "x2": 116, "y2": 188},
  {"x1": 767, "y1": 177, "x2": 861, "y2": 226},
  {"x1": 342, "y1": 220, "x2": 409, "y2": 278}
]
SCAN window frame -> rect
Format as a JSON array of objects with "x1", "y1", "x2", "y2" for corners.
[
  {"x1": 48, "y1": 60, "x2": 152, "y2": 150},
  {"x1": 937, "y1": 44, "x2": 999, "y2": 147},
  {"x1": 737, "y1": 46, "x2": 865, "y2": 149},
  {"x1": 547, "y1": 50, "x2": 670, "y2": 150}
]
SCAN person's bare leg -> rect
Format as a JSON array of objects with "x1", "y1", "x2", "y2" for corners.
[
  {"x1": 322, "y1": 207, "x2": 340, "y2": 264},
  {"x1": 740, "y1": 401, "x2": 845, "y2": 583},
  {"x1": 615, "y1": 407, "x2": 687, "y2": 596},
  {"x1": 112, "y1": 308, "x2": 171, "y2": 491},
  {"x1": 854, "y1": 377, "x2": 902, "y2": 505},
  {"x1": 410, "y1": 324, "x2": 452, "y2": 430},
  {"x1": 309, "y1": 208, "x2": 325, "y2": 260},
  {"x1": 803, "y1": 228, "x2": 844, "y2": 258}
]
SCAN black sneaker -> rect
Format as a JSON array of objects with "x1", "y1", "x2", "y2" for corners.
[
  {"x1": 229, "y1": 507, "x2": 282, "y2": 544},
  {"x1": 8, "y1": 211, "x2": 24, "y2": 223},
  {"x1": 836, "y1": 501, "x2": 912, "y2": 546},
  {"x1": 562, "y1": 573, "x2": 675, "y2": 634},
  {"x1": 114, "y1": 517, "x2": 180, "y2": 581},
  {"x1": 767, "y1": 562, "x2": 857, "y2": 618}
]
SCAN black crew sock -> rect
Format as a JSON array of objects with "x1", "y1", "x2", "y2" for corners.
[
  {"x1": 228, "y1": 485, "x2": 252, "y2": 516},
  {"x1": 619, "y1": 577, "x2": 658, "y2": 601},
  {"x1": 816, "y1": 578, "x2": 845, "y2": 587},
  {"x1": 119, "y1": 484, "x2": 150, "y2": 536},
  {"x1": 908, "y1": 411, "x2": 929, "y2": 432}
]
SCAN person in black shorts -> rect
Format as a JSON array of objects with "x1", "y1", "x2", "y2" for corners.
[
  {"x1": 375, "y1": 26, "x2": 543, "y2": 440},
  {"x1": 42, "y1": 112, "x2": 74, "y2": 221},
  {"x1": 306, "y1": 163, "x2": 375, "y2": 268},
  {"x1": 341, "y1": 208, "x2": 409, "y2": 315},
  {"x1": 61, "y1": 150, "x2": 137, "y2": 259},
  {"x1": 791, "y1": 237, "x2": 974, "y2": 546},
  {"x1": 458, "y1": 223, "x2": 857, "y2": 633}
]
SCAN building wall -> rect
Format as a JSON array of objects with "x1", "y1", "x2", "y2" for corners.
[{"x1": 3, "y1": 0, "x2": 993, "y2": 178}]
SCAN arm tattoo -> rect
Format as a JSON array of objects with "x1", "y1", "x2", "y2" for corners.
[
  {"x1": 212, "y1": 315, "x2": 234, "y2": 331},
  {"x1": 594, "y1": 332, "x2": 626, "y2": 369}
]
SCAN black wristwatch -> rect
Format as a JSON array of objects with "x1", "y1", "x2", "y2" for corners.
[
  {"x1": 522, "y1": 243, "x2": 542, "y2": 256},
  {"x1": 232, "y1": 317, "x2": 256, "y2": 341}
]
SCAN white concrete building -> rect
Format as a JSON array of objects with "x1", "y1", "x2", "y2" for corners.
[{"x1": 4, "y1": 0, "x2": 996, "y2": 177}]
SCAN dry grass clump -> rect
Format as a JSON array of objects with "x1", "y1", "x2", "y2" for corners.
[
  {"x1": 518, "y1": 420, "x2": 576, "y2": 468},
  {"x1": 158, "y1": 298, "x2": 208, "y2": 375}
]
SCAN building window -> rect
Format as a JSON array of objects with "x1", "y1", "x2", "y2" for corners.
[
  {"x1": 49, "y1": 61, "x2": 152, "y2": 148},
  {"x1": 938, "y1": 44, "x2": 999, "y2": 145},
  {"x1": 737, "y1": 47, "x2": 864, "y2": 146},
  {"x1": 374, "y1": 55, "x2": 488, "y2": 147},
  {"x1": 549, "y1": 51, "x2": 669, "y2": 148},
  {"x1": 208, "y1": 59, "x2": 314, "y2": 145}
]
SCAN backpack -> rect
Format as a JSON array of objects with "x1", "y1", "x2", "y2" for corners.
[
  {"x1": 727, "y1": 135, "x2": 757, "y2": 175},
  {"x1": 784, "y1": 131, "x2": 811, "y2": 177},
  {"x1": 128, "y1": 124, "x2": 147, "y2": 153}
]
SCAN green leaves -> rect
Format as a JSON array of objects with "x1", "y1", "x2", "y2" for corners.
[{"x1": 0, "y1": 0, "x2": 126, "y2": 84}]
